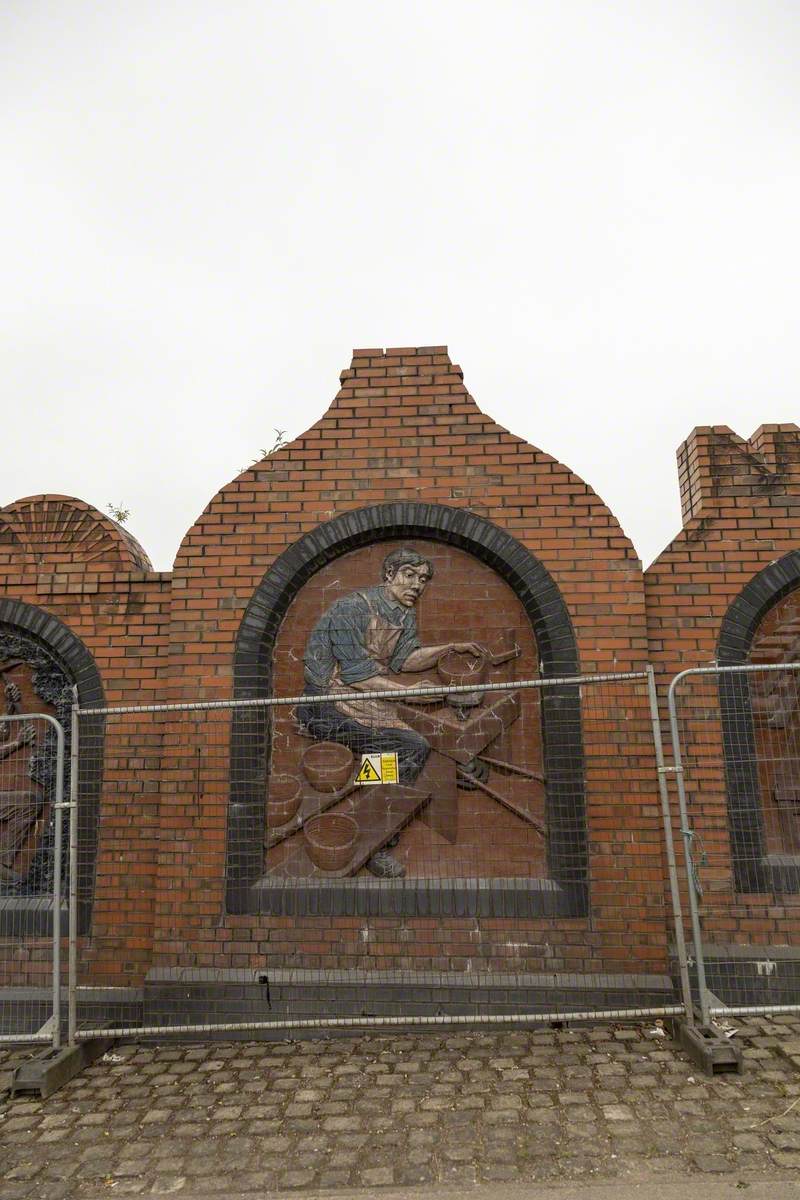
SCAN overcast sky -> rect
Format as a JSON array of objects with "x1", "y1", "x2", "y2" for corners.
[{"x1": 2, "y1": 1, "x2": 798, "y2": 571}]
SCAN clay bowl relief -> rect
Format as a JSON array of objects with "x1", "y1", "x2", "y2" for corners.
[
  {"x1": 265, "y1": 773, "x2": 304, "y2": 825},
  {"x1": 301, "y1": 741, "x2": 354, "y2": 792},
  {"x1": 436, "y1": 647, "x2": 488, "y2": 688},
  {"x1": 303, "y1": 812, "x2": 359, "y2": 872}
]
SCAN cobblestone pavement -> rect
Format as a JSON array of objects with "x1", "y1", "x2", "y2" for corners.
[{"x1": 3, "y1": 1017, "x2": 800, "y2": 1198}]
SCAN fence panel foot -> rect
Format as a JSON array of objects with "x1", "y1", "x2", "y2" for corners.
[
  {"x1": 9, "y1": 1036, "x2": 115, "y2": 1099},
  {"x1": 671, "y1": 1017, "x2": 744, "y2": 1076}
]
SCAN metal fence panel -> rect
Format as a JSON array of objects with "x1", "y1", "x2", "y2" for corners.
[
  {"x1": 668, "y1": 663, "x2": 800, "y2": 1021},
  {"x1": 0, "y1": 712, "x2": 65, "y2": 1047},
  {"x1": 71, "y1": 671, "x2": 689, "y2": 1039}
]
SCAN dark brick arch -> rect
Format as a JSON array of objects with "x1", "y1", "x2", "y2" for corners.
[
  {"x1": 0, "y1": 598, "x2": 104, "y2": 931},
  {"x1": 717, "y1": 550, "x2": 800, "y2": 892},
  {"x1": 227, "y1": 503, "x2": 587, "y2": 915}
]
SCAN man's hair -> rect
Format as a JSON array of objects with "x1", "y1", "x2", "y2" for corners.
[{"x1": 382, "y1": 547, "x2": 434, "y2": 581}]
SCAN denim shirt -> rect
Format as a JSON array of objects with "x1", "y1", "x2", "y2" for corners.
[{"x1": 303, "y1": 586, "x2": 420, "y2": 692}]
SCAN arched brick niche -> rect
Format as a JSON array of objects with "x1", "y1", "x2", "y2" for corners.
[
  {"x1": 717, "y1": 550, "x2": 800, "y2": 892},
  {"x1": 0, "y1": 598, "x2": 104, "y2": 933},
  {"x1": 228, "y1": 502, "x2": 586, "y2": 917}
]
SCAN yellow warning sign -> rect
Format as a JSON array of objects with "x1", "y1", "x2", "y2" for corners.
[
  {"x1": 379, "y1": 752, "x2": 398, "y2": 784},
  {"x1": 355, "y1": 751, "x2": 400, "y2": 785}
]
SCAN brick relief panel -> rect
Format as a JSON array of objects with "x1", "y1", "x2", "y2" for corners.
[
  {"x1": 265, "y1": 540, "x2": 548, "y2": 881},
  {"x1": 0, "y1": 626, "x2": 72, "y2": 895},
  {"x1": 749, "y1": 588, "x2": 800, "y2": 857}
]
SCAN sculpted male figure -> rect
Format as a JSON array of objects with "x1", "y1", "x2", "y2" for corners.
[{"x1": 298, "y1": 548, "x2": 482, "y2": 877}]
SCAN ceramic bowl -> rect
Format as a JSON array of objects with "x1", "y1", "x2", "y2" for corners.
[
  {"x1": 266, "y1": 773, "x2": 303, "y2": 826},
  {"x1": 436, "y1": 647, "x2": 488, "y2": 688},
  {"x1": 302, "y1": 741, "x2": 354, "y2": 792},
  {"x1": 304, "y1": 813, "x2": 359, "y2": 871}
]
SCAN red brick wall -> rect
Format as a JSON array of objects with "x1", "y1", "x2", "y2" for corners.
[{"x1": 9, "y1": 359, "x2": 798, "y2": 991}]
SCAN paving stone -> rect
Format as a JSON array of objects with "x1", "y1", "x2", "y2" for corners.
[
  {"x1": 278, "y1": 1169, "x2": 317, "y2": 1188},
  {"x1": 405, "y1": 1111, "x2": 438, "y2": 1126},
  {"x1": 39, "y1": 1114, "x2": 71, "y2": 1129},
  {"x1": 328, "y1": 1150, "x2": 359, "y2": 1168},
  {"x1": 360, "y1": 1166, "x2": 394, "y2": 1186},
  {"x1": 693, "y1": 1154, "x2": 734, "y2": 1172},
  {"x1": 113, "y1": 1160, "x2": 149, "y2": 1177},
  {"x1": 442, "y1": 1144, "x2": 474, "y2": 1163},
  {"x1": 149, "y1": 1179, "x2": 186, "y2": 1195},
  {"x1": 769, "y1": 1129, "x2": 800, "y2": 1149},
  {"x1": 396, "y1": 1164, "x2": 436, "y2": 1186},
  {"x1": 149, "y1": 1156, "x2": 185, "y2": 1174},
  {"x1": 601, "y1": 1103, "x2": 636, "y2": 1122},
  {"x1": 257, "y1": 1134, "x2": 292, "y2": 1152},
  {"x1": 482, "y1": 1163, "x2": 522, "y2": 1180},
  {"x1": 168, "y1": 1120, "x2": 203, "y2": 1138},
  {"x1": 440, "y1": 1163, "x2": 478, "y2": 1185},
  {"x1": 322, "y1": 1115, "x2": 362, "y2": 1132},
  {"x1": 484, "y1": 1109, "x2": 520, "y2": 1125},
  {"x1": 771, "y1": 1149, "x2": 800, "y2": 1167}
]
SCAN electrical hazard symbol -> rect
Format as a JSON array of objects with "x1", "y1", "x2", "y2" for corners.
[
  {"x1": 355, "y1": 756, "x2": 381, "y2": 784},
  {"x1": 355, "y1": 751, "x2": 399, "y2": 785}
]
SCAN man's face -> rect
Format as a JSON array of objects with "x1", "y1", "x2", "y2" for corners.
[{"x1": 385, "y1": 564, "x2": 431, "y2": 608}]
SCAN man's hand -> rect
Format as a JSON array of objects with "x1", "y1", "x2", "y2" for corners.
[
  {"x1": 403, "y1": 643, "x2": 488, "y2": 673},
  {"x1": 449, "y1": 642, "x2": 485, "y2": 658}
]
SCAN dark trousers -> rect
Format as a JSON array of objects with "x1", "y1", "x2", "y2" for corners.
[{"x1": 297, "y1": 699, "x2": 430, "y2": 784}]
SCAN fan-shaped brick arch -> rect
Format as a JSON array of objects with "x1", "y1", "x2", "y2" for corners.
[{"x1": 0, "y1": 495, "x2": 152, "y2": 571}]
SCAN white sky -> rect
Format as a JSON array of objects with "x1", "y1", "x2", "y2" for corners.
[{"x1": 2, "y1": 1, "x2": 798, "y2": 571}]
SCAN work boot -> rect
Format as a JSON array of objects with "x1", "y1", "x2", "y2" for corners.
[{"x1": 366, "y1": 849, "x2": 406, "y2": 878}]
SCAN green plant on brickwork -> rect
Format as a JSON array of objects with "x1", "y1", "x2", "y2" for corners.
[
  {"x1": 239, "y1": 429, "x2": 290, "y2": 473},
  {"x1": 106, "y1": 502, "x2": 130, "y2": 525}
]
